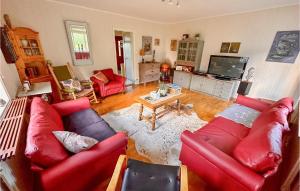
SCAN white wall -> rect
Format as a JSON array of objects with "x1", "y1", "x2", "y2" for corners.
[
  {"x1": 0, "y1": 50, "x2": 20, "y2": 98},
  {"x1": 2, "y1": 0, "x2": 168, "y2": 83},
  {"x1": 165, "y1": 5, "x2": 300, "y2": 100},
  {"x1": 1, "y1": 0, "x2": 299, "y2": 100}
]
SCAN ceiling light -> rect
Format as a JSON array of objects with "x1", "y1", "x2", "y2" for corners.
[{"x1": 162, "y1": 0, "x2": 181, "y2": 7}]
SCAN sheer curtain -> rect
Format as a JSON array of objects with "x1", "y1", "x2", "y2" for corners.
[{"x1": 0, "y1": 75, "x2": 10, "y2": 118}]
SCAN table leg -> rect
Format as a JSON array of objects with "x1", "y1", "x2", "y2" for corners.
[
  {"x1": 152, "y1": 109, "x2": 156, "y2": 130},
  {"x1": 177, "y1": 99, "x2": 181, "y2": 116},
  {"x1": 138, "y1": 104, "x2": 144, "y2": 121}
]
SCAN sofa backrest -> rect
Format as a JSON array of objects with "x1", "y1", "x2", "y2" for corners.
[
  {"x1": 25, "y1": 97, "x2": 69, "y2": 169},
  {"x1": 233, "y1": 97, "x2": 294, "y2": 177},
  {"x1": 100, "y1": 68, "x2": 115, "y2": 81}
]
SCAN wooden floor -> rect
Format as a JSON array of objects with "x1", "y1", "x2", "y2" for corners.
[{"x1": 92, "y1": 82, "x2": 232, "y2": 191}]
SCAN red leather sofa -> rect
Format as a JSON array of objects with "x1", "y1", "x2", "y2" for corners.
[
  {"x1": 25, "y1": 97, "x2": 128, "y2": 191},
  {"x1": 180, "y1": 95, "x2": 293, "y2": 191},
  {"x1": 90, "y1": 68, "x2": 126, "y2": 97}
]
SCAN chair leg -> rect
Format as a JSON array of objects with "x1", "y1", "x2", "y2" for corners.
[{"x1": 92, "y1": 91, "x2": 99, "y2": 103}]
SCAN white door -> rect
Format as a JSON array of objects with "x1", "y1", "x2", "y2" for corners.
[{"x1": 123, "y1": 35, "x2": 134, "y2": 82}]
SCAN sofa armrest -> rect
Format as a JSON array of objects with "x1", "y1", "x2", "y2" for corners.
[
  {"x1": 236, "y1": 95, "x2": 271, "y2": 112},
  {"x1": 40, "y1": 133, "x2": 128, "y2": 191},
  {"x1": 52, "y1": 97, "x2": 90, "y2": 116},
  {"x1": 181, "y1": 131, "x2": 264, "y2": 191}
]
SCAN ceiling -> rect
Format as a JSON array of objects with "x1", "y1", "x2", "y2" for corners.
[{"x1": 52, "y1": 0, "x2": 299, "y2": 23}]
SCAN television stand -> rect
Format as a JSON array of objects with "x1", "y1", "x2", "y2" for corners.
[
  {"x1": 190, "y1": 74, "x2": 240, "y2": 100},
  {"x1": 214, "y1": 76, "x2": 236, "y2": 81}
]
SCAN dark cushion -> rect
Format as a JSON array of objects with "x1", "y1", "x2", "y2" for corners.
[
  {"x1": 233, "y1": 122, "x2": 283, "y2": 176},
  {"x1": 121, "y1": 159, "x2": 180, "y2": 191},
  {"x1": 63, "y1": 109, "x2": 116, "y2": 142}
]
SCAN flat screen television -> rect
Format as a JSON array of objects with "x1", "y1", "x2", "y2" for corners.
[{"x1": 207, "y1": 55, "x2": 249, "y2": 80}]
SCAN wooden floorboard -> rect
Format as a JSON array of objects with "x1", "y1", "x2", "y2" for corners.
[{"x1": 92, "y1": 82, "x2": 232, "y2": 191}]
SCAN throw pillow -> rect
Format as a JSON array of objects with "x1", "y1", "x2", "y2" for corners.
[
  {"x1": 63, "y1": 108, "x2": 116, "y2": 142},
  {"x1": 233, "y1": 122, "x2": 283, "y2": 176},
  {"x1": 25, "y1": 97, "x2": 70, "y2": 168},
  {"x1": 60, "y1": 79, "x2": 83, "y2": 92},
  {"x1": 93, "y1": 71, "x2": 109, "y2": 84},
  {"x1": 53, "y1": 131, "x2": 98, "y2": 153}
]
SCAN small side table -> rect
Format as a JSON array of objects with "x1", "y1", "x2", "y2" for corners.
[{"x1": 17, "y1": 82, "x2": 52, "y2": 102}]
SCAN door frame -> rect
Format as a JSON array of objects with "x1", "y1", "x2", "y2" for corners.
[{"x1": 112, "y1": 28, "x2": 136, "y2": 83}]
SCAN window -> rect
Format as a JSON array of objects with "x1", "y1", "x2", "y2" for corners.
[
  {"x1": 0, "y1": 76, "x2": 10, "y2": 118},
  {"x1": 65, "y1": 21, "x2": 93, "y2": 66}
]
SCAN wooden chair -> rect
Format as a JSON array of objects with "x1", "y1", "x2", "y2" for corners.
[
  {"x1": 107, "y1": 155, "x2": 188, "y2": 191},
  {"x1": 48, "y1": 63, "x2": 98, "y2": 103}
]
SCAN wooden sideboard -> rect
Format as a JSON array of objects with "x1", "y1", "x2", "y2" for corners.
[
  {"x1": 173, "y1": 70, "x2": 239, "y2": 101},
  {"x1": 139, "y1": 62, "x2": 160, "y2": 85}
]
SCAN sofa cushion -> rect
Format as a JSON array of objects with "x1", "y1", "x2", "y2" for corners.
[
  {"x1": 101, "y1": 69, "x2": 115, "y2": 81},
  {"x1": 25, "y1": 98, "x2": 69, "y2": 168},
  {"x1": 63, "y1": 108, "x2": 116, "y2": 142},
  {"x1": 233, "y1": 122, "x2": 283, "y2": 175},
  {"x1": 270, "y1": 97, "x2": 294, "y2": 112},
  {"x1": 53, "y1": 131, "x2": 98, "y2": 153},
  {"x1": 93, "y1": 71, "x2": 109, "y2": 84},
  {"x1": 193, "y1": 117, "x2": 249, "y2": 155},
  {"x1": 251, "y1": 107, "x2": 290, "y2": 132},
  {"x1": 105, "y1": 80, "x2": 123, "y2": 90}
]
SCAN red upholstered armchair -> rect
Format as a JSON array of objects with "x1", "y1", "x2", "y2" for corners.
[
  {"x1": 90, "y1": 68, "x2": 126, "y2": 97},
  {"x1": 25, "y1": 97, "x2": 128, "y2": 191}
]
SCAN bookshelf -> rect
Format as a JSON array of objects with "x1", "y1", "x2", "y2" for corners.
[{"x1": 6, "y1": 27, "x2": 50, "y2": 83}]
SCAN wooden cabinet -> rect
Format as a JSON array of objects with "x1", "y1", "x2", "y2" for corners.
[
  {"x1": 190, "y1": 74, "x2": 239, "y2": 101},
  {"x1": 176, "y1": 39, "x2": 204, "y2": 71},
  {"x1": 173, "y1": 70, "x2": 192, "y2": 89},
  {"x1": 139, "y1": 62, "x2": 160, "y2": 84},
  {"x1": 7, "y1": 27, "x2": 50, "y2": 83}
]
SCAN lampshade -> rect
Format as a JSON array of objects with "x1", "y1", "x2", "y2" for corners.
[{"x1": 139, "y1": 49, "x2": 145, "y2": 56}]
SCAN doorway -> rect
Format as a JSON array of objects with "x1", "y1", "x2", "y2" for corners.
[{"x1": 114, "y1": 30, "x2": 134, "y2": 86}]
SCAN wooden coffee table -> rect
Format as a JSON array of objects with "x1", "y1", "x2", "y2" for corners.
[{"x1": 135, "y1": 92, "x2": 186, "y2": 130}]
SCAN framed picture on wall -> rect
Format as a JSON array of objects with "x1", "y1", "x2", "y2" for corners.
[
  {"x1": 154, "y1": 38, "x2": 160, "y2": 46},
  {"x1": 266, "y1": 30, "x2": 300, "y2": 63},
  {"x1": 229, "y1": 42, "x2": 241, "y2": 53},
  {"x1": 220, "y1": 42, "x2": 230, "y2": 53},
  {"x1": 170, "y1": 40, "x2": 177, "y2": 51},
  {"x1": 142, "y1": 36, "x2": 152, "y2": 55}
]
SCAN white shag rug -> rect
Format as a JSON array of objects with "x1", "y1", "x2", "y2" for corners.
[{"x1": 102, "y1": 103, "x2": 207, "y2": 165}]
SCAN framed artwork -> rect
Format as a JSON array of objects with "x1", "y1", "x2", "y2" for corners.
[
  {"x1": 65, "y1": 20, "x2": 93, "y2": 65},
  {"x1": 154, "y1": 38, "x2": 160, "y2": 46},
  {"x1": 170, "y1": 40, "x2": 177, "y2": 51},
  {"x1": 266, "y1": 30, "x2": 300, "y2": 63},
  {"x1": 142, "y1": 36, "x2": 152, "y2": 55},
  {"x1": 229, "y1": 42, "x2": 241, "y2": 53},
  {"x1": 220, "y1": 42, "x2": 230, "y2": 53}
]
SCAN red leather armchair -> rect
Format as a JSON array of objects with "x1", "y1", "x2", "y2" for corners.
[
  {"x1": 179, "y1": 95, "x2": 293, "y2": 191},
  {"x1": 25, "y1": 97, "x2": 128, "y2": 191},
  {"x1": 90, "y1": 68, "x2": 126, "y2": 97}
]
